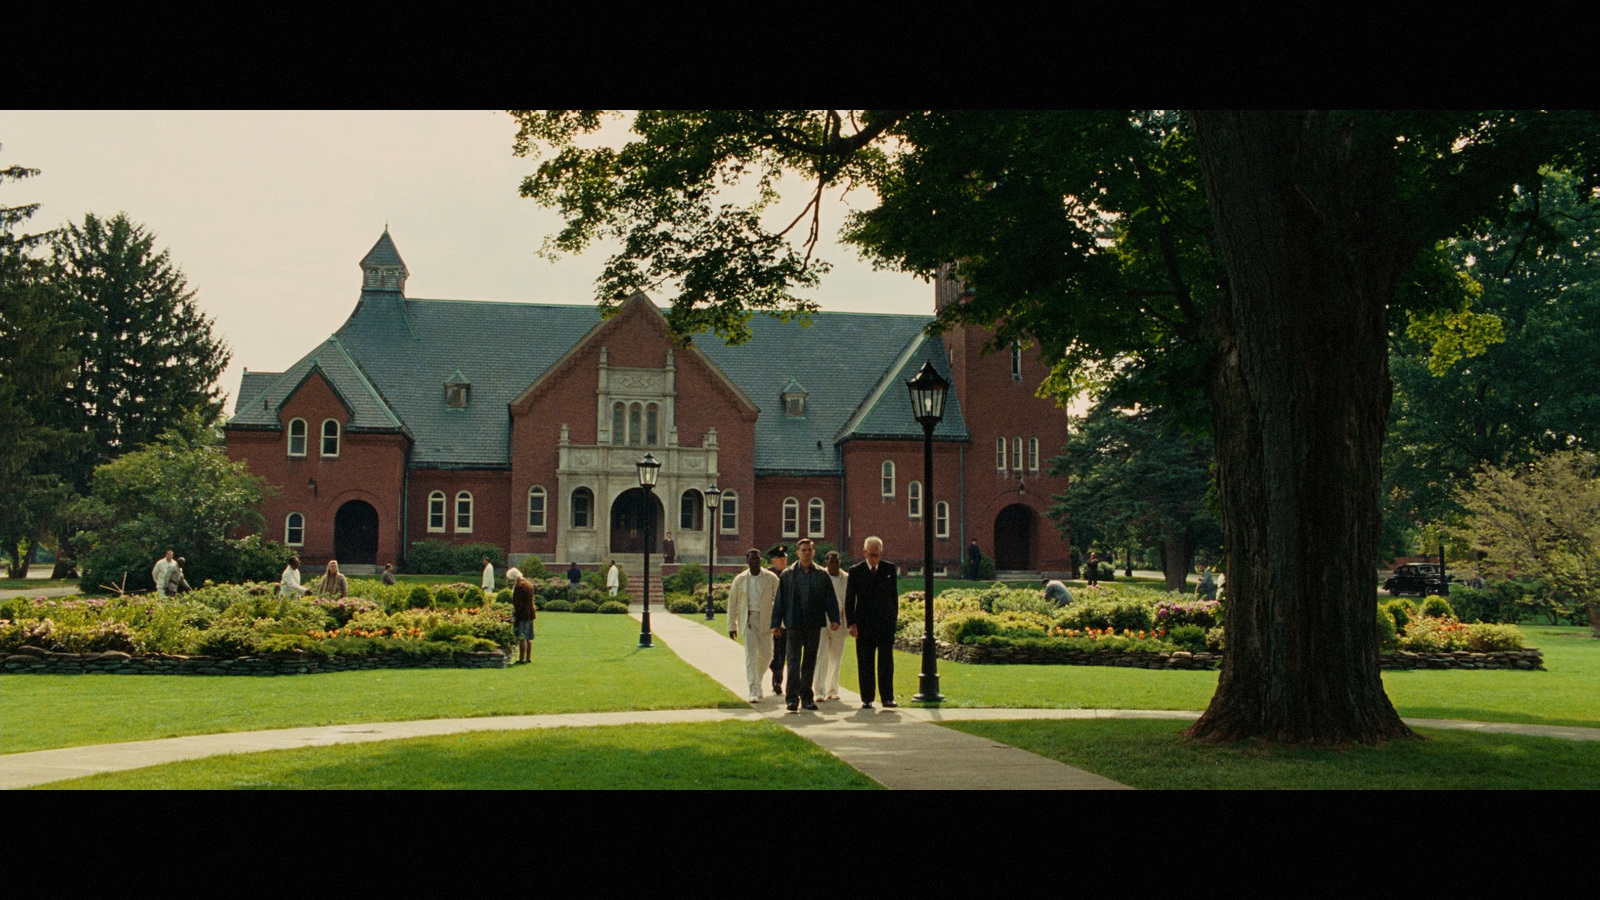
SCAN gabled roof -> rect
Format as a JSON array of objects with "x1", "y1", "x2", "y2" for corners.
[
  {"x1": 228, "y1": 337, "x2": 407, "y2": 435},
  {"x1": 235, "y1": 370, "x2": 280, "y2": 414},
  {"x1": 360, "y1": 229, "x2": 408, "y2": 272},
  {"x1": 836, "y1": 333, "x2": 968, "y2": 443}
]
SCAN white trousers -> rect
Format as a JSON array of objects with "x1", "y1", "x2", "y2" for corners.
[
  {"x1": 813, "y1": 624, "x2": 847, "y2": 699},
  {"x1": 743, "y1": 626, "x2": 774, "y2": 698}
]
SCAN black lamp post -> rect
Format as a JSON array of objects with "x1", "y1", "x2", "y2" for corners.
[
  {"x1": 906, "y1": 361, "x2": 949, "y2": 703},
  {"x1": 704, "y1": 485, "x2": 722, "y2": 620},
  {"x1": 636, "y1": 453, "x2": 661, "y2": 649}
]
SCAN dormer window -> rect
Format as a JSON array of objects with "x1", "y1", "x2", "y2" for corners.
[
  {"x1": 445, "y1": 370, "x2": 470, "y2": 409},
  {"x1": 781, "y1": 378, "x2": 808, "y2": 418}
]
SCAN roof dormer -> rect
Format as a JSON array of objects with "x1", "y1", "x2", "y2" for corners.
[
  {"x1": 781, "y1": 377, "x2": 808, "y2": 418},
  {"x1": 360, "y1": 228, "x2": 409, "y2": 294}
]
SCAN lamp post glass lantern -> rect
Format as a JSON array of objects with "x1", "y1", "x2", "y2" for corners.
[
  {"x1": 705, "y1": 485, "x2": 722, "y2": 620},
  {"x1": 636, "y1": 453, "x2": 661, "y2": 649},
  {"x1": 906, "y1": 361, "x2": 948, "y2": 702}
]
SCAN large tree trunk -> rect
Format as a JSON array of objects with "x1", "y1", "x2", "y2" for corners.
[
  {"x1": 1186, "y1": 111, "x2": 1415, "y2": 744},
  {"x1": 1163, "y1": 532, "x2": 1192, "y2": 593}
]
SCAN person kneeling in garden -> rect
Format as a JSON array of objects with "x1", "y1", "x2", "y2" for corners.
[{"x1": 509, "y1": 567, "x2": 536, "y2": 665}]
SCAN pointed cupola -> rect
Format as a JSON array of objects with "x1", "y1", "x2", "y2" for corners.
[{"x1": 360, "y1": 228, "x2": 410, "y2": 294}]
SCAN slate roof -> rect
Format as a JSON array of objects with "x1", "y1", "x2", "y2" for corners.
[
  {"x1": 235, "y1": 371, "x2": 280, "y2": 414},
  {"x1": 229, "y1": 337, "x2": 407, "y2": 434},
  {"x1": 230, "y1": 289, "x2": 971, "y2": 472},
  {"x1": 359, "y1": 230, "x2": 408, "y2": 272}
]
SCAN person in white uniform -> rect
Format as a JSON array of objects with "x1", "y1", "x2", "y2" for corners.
[
  {"x1": 279, "y1": 556, "x2": 307, "y2": 597},
  {"x1": 812, "y1": 550, "x2": 851, "y2": 701},
  {"x1": 607, "y1": 560, "x2": 621, "y2": 597},
  {"x1": 727, "y1": 548, "x2": 781, "y2": 702},
  {"x1": 481, "y1": 556, "x2": 496, "y2": 601},
  {"x1": 151, "y1": 550, "x2": 176, "y2": 598}
]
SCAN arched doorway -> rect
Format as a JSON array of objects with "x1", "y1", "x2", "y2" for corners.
[
  {"x1": 610, "y1": 488, "x2": 665, "y2": 554},
  {"x1": 334, "y1": 500, "x2": 379, "y2": 565},
  {"x1": 994, "y1": 504, "x2": 1035, "y2": 571}
]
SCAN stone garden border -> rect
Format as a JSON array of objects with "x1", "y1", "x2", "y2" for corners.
[
  {"x1": 0, "y1": 646, "x2": 507, "y2": 676},
  {"x1": 895, "y1": 636, "x2": 1545, "y2": 671}
]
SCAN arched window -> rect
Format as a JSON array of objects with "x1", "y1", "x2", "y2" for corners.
[
  {"x1": 680, "y1": 490, "x2": 704, "y2": 531},
  {"x1": 996, "y1": 437, "x2": 1007, "y2": 473},
  {"x1": 287, "y1": 419, "x2": 307, "y2": 457},
  {"x1": 285, "y1": 512, "x2": 305, "y2": 546},
  {"x1": 1014, "y1": 437, "x2": 1024, "y2": 472},
  {"x1": 612, "y1": 403, "x2": 626, "y2": 445},
  {"x1": 321, "y1": 419, "x2": 340, "y2": 457},
  {"x1": 527, "y1": 486, "x2": 547, "y2": 531},
  {"x1": 908, "y1": 481, "x2": 922, "y2": 519},
  {"x1": 1011, "y1": 340, "x2": 1023, "y2": 380},
  {"x1": 1029, "y1": 438, "x2": 1040, "y2": 472},
  {"x1": 646, "y1": 403, "x2": 659, "y2": 446},
  {"x1": 571, "y1": 488, "x2": 594, "y2": 529},
  {"x1": 720, "y1": 490, "x2": 738, "y2": 533},
  {"x1": 628, "y1": 403, "x2": 642, "y2": 447},
  {"x1": 428, "y1": 492, "x2": 446, "y2": 532},
  {"x1": 455, "y1": 491, "x2": 474, "y2": 533},
  {"x1": 935, "y1": 502, "x2": 949, "y2": 539},
  {"x1": 808, "y1": 498, "x2": 825, "y2": 537},
  {"x1": 881, "y1": 461, "x2": 895, "y2": 498},
  {"x1": 782, "y1": 497, "x2": 800, "y2": 538}
]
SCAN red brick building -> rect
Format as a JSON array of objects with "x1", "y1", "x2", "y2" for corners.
[{"x1": 225, "y1": 232, "x2": 1073, "y2": 574}]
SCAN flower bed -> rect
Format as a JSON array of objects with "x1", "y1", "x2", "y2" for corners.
[
  {"x1": 893, "y1": 635, "x2": 1220, "y2": 669},
  {"x1": 1, "y1": 646, "x2": 506, "y2": 675}
]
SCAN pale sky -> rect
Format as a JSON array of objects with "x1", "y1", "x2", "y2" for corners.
[{"x1": 0, "y1": 111, "x2": 933, "y2": 411}]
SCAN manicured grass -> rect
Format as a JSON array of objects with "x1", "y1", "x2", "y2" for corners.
[
  {"x1": 34, "y1": 720, "x2": 880, "y2": 790},
  {"x1": 940, "y1": 718, "x2": 1600, "y2": 789},
  {"x1": 0, "y1": 578, "x2": 78, "y2": 592},
  {"x1": 671, "y1": 612, "x2": 1598, "y2": 727},
  {"x1": 0, "y1": 613, "x2": 743, "y2": 754}
]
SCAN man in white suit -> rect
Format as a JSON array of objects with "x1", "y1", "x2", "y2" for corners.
[
  {"x1": 727, "y1": 548, "x2": 781, "y2": 702},
  {"x1": 812, "y1": 550, "x2": 850, "y2": 701}
]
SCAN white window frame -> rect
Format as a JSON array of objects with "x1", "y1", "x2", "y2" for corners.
[
  {"x1": 1029, "y1": 437, "x2": 1040, "y2": 472},
  {"x1": 935, "y1": 501, "x2": 949, "y2": 538},
  {"x1": 721, "y1": 490, "x2": 738, "y2": 534},
  {"x1": 287, "y1": 418, "x2": 307, "y2": 457},
  {"x1": 881, "y1": 461, "x2": 895, "y2": 498},
  {"x1": 320, "y1": 419, "x2": 340, "y2": 458},
  {"x1": 527, "y1": 485, "x2": 547, "y2": 532},
  {"x1": 782, "y1": 497, "x2": 800, "y2": 538},
  {"x1": 908, "y1": 480, "x2": 923, "y2": 519},
  {"x1": 455, "y1": 491, "x2": 474, "y2": 533},
  {"x1": 1014, "y1": 437, "x2": 1024, "y2": 473},
  {"x1": 808, "y1": 498, "x2": 825, "y2": 537},
  {"x1": 996, "y1": 437, "x2": 1007, "y2": 473},
  {"x1": 428, "y1": 492, "x2": 446, "y2": 532},
  {"x1": 285, "y1": 512, "x2": 305, "y2": 547}
]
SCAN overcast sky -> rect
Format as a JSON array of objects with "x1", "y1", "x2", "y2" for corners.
[{"x1": 1, "y1": 111, "x2": 932, "y2": 410}]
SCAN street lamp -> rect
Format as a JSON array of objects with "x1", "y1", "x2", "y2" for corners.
[
  {"x1": 636, "y1": 453, "x2": 661, "y2": 649},
  {"x1": 906, "y1": 361, "x2": 949, "y2": 702},
  {"x1": 704, "y1": 485, "x2": 722, "y2": 621}
]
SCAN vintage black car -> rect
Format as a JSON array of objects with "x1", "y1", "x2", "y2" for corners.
[{"x1": 1383, "y1": 563, "x2": 1451, "y2": 597}]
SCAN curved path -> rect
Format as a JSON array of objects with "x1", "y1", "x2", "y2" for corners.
[{"x1": 3, "y1": 606, "x2": 1594, "y2": 789}]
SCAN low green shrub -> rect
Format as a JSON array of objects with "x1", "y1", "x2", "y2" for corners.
[
  {"x1": 1205, "y1": 626, "x2": 1225, "y2": 651},
  {"x1": 937, "y1": 612, "x2": 999, "y2": 644},
  {"x1": 195, "y1": 623, "x2": 262, "y2": 657},
  {"x1": 495, "y1": 588, "x2": 513, "y2": 605},
  {"x1": 667, "y1": 597, "x2": 701, "y2": 614},
  {"x1": 664, "y1": 564, "x2": 705, "y2": 594},
  {"x1": 544, "y1": 599, "x2": 573, "y2": 612},
  {"x1": 1420, "y1": 596, "x2": 1456, "y2": 620},
  {"x1": 1376, "y1": 604, "x2": 1399, "y2": 650},
  {"x1": 462, "y1": 586, "x2": 485, "y2": 606},
  {"x1": 406, "y1": 585, "x2": 433, "y2": 609},
  {"x1": 434, "y1": 586, "x2": 461, "y2": 607},
  {"x1": 1464, "y1": 622, "x2": 1526, "y2": 652},
  {"x1": 1382, "y1": 599, "x2": 1414, "y2": 632},
  {"x1": 571, "y1": 599, "x2": 599, "y2": 614},
  {"x1": 598, "y1": 600, "x2": 629, "y2": 614},
  {"x1": 1168, "y1": 624, "x2": 1207, "y2": 653}
]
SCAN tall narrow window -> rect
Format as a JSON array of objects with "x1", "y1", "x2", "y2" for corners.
[
  {"x1": 1014, "y1": 437, "x2": 1024, "y2": 472},
  {"x1": 455, "y1": 491, "x2": 474, "y2": 532},
  {"x1": 527, "y1": 486, "x2": 547, "y2": 531},
  {"x1": 782, "y1": 497, "x2": 800, "y2": 537},
  {"x1": 628, "y1": 403, "x2": 642, "y2": 447},
  {"x1": 646, "y1": 403, "x2": 659, "y2": 446},
  {"x1": 1029, "y1": 438, "x2": 1040, "y2": 472},
  {"x1": 935, "y1": 502, "x2": 949, "y2": 538},
  {"x1": 321, "y1": 419, "x2": 340, "y2": 457},
  {"x1": 287, "y1": 419, "x2": 307, "y2": 457},
  {"x1": 680, "y1": 490, "x2": 703, "y2": 530},
  {"x1": 908, "y1": 481, "x2": 922, "y2": 519},
  {"x1": 721, "y1": 491, "x2": 738, "y2": 533},
  {"x1": 612, "y1": 403, "x2": 626, "y2": 445},
  {"x1": 808, "y1": 498, "x2": 825, "y2": 537},
  {"x1": 428, "y1": 492, "x2": 446, "y2": 532},
  {"x1": 285, "y1": 512, "x2": 305, "y2": 546},
  {"x1": 571, "y1": 488, "x2": 594, "y2": 528},
  {"x1": 1011, "y1": 340, "x2": 1022, "y2": 380},
  {"x1": 996, "y1": 437, "x2": 1007, "y2": 472},
  {"x1": 881, "y1": 461, "x2": 895, "y2": 498}
]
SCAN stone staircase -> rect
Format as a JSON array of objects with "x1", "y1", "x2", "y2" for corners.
[{"x1": 610, "y1": 554, "x2": 667, "y2": 606}]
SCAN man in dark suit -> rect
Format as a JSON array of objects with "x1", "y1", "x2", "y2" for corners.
[
  {"x1": 770, "y1": 538, "x2": 840, "y2": 712},
  {"x1": 845, "y1": 535, "x2": 898, "y2": 709}
]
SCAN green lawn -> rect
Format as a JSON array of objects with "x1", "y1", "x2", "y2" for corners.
[
  {"x1": 940, "y1": 719, "x2": 1600, "y2": 789},
  {"x1": 0, "y1": 613, "x2": 743, "y2": 754},
  {"x1": 673, "y1": 612, "x2": 1599, "y2": 727},
  {"x1": 33, "y1": 720, "x2": 880, "y2": 790},
  {"x1": 0, "y1": 578, "x2": 78, "y2": 592}
]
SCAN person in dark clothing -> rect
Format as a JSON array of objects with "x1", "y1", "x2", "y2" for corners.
[
  {"x1": 663, "y1": 532, "x2": 676, "y2": 564},
  {"x1": 966, "y1": 539, "x2": 982, "y2": 581},
  {"x1": 845, "y1": 535, "x2": 899, "y2": 709},
  {"x1": 766, "y1": 544, "x2": 789, "y2": 695},
  {"x1": 770, "y1": 539, "x2": 840, "y2": 711},
  {"x1": 381, "y1": 563, "x2": 396, "y2": 586}
]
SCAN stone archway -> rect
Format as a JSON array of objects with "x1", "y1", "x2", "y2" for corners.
[
  {"x1": 334, "y1": 500, "x2": 379, "y2": 565},
  {"x1": 610, "y1": 488, "x2": 665, "y2": 555},
  {"x1": 994, "y1": 503, "x2": 1036, "y2": 571}
]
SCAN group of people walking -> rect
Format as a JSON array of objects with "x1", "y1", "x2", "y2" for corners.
[
  {"x1": 150, "y1": 550, "x2": 190, "y2": 597},
  {"x1": 727, "y1": 536, "x2": 899, "y2": 712}
]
